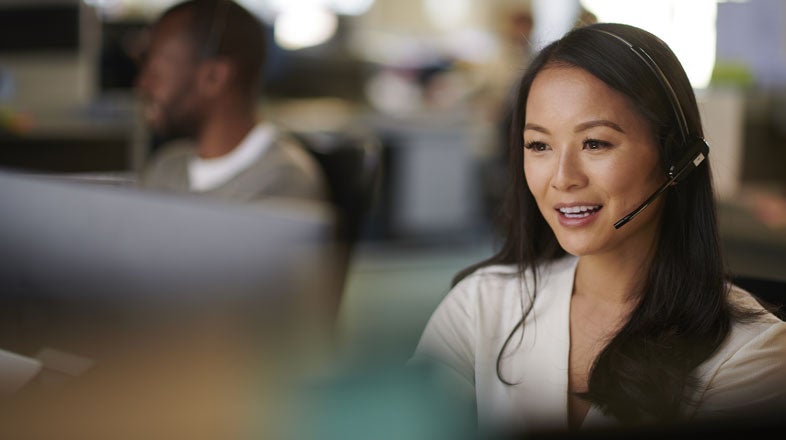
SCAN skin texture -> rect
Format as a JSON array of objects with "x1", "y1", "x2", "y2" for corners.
[{"x1": 522, "y1": 65, "x2": 667, "y2": 428}]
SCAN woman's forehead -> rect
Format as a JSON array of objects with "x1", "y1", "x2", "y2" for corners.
[{"x1": 526, "y1": 67, "x2": 637, "y2": 123}]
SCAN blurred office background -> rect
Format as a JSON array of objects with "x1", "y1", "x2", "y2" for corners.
[{"x1": 1, "y1": 0, "x2": 785, "y2": 435}]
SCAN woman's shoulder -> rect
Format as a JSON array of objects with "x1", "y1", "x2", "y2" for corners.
[
  {"x1": 443, "y1": 265, "x2": 519, "y2": 313},
  {"x1": 706, "y1": 283, "x2": 786, "y2": 366},
  {"x1": 727, "y1": 283, "x2": 784, "y2": 327},
  {"x1": 693, "y1": 284, "x2": 786, "y2": 418}
]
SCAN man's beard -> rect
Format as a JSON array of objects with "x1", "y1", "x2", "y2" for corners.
[
  {"x1": 159, "y1": 105, "x2": 202, "y2": 141},
  {"x1": 153, "y1": 79, "x2": 203, "y2": 142}
]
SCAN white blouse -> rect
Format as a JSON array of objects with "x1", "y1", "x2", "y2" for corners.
[{"x1": 412, "y1": 255, "x2": 786, "y2": 433}]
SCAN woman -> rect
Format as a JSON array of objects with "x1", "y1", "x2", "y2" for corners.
[{"x1": 412, "y1": 23, "x2": 786, "y2": 434}]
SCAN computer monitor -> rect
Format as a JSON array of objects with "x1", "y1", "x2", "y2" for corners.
[
  {"x1": 0, "y1": 167, "x2": 344, "y2": 437},
  {"x1": 0, "y1": 3, "x2": 80, "y2": 54},
  {"x1": 0, "y1": 167, "x2": 339, "y2": 368}
]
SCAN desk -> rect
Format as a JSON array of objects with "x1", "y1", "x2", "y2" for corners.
[{"x1": 0, "y1": 98, "x2": 145, "y2": 173}]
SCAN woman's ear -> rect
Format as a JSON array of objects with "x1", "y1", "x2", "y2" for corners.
[{"x1": 197, "y1": 58, "x2": 232, "y2": 98}]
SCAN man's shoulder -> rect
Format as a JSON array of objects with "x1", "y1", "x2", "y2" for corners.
[
  {"x1": 147, "y1": 140, "x2": 196, "y2": 164},
  {"x1": 139, "y1": 139, "x2": 195, "y2": 189},
  {"x1": 234, "y1": 135, "x2": 310, "y2": 181},
  {"x1": 266, "y1": 130, "x2": 317, "y2": 163},
  {"x1": 218, "y1": 127, "x2": 329, "y2": 202}
]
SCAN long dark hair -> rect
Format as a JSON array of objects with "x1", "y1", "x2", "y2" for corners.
[{"x1": 455, "y1": 23, "x2": 742, "y2": 424}]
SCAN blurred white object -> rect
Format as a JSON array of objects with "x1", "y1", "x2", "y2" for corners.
[
  {"x1": 365, "y1": 70, "x2": 423, "y2": 116},
  {"x1": 0, "y1": 349, "x2": 42, "y2": 396},
  {"x1": 581, "y1": 0, "x2": 717, "y2": 88},
  {"x1": 531, "y1": 0, "x2": 580, "y2": 50},
  {"x1": 274, "y1": 5, "x2": 338, "y2": 50},
  {"x1": 696, "y1": 88, "x2": 745, "y2": 201}
]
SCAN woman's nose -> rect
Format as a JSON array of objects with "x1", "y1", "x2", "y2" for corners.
[{"x1": 550, "y1": 149, "x2": 587, "y2": 191}]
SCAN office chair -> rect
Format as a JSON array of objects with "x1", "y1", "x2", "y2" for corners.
[
  {"x1": 732, "y1": 275, "x2": 786, "y2": 321},
  {"x1": 294, "y1": 128, "x2": 384, "y2": 295}
]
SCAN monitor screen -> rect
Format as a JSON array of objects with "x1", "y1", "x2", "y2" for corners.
[
  {"x1": 0, "y1": 167, "x2": 338, "y2": 363},
  {"x1": 0, "y1": 4, "x2": 80, "y2": 54},
  {"x1": 0, "y1": 168, "x2": 344, "y2": 437}
]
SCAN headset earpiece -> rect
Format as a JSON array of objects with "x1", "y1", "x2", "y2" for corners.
[{"x1": 668, "y1": 137, "x2": 710, "y2": 185}]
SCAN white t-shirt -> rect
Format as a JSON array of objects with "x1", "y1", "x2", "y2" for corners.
[
  {"x1": 412, "y1": 255, "x2": 786, "y2": 433},
  {"x1": 188, "y1": 123, "x2": 275, "y2": 192}
]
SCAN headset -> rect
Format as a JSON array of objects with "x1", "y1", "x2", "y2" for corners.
[
  {"x1": 594, "y1": 29, "x2": 711, "y2": 229},
  {"x1": 201, "y1": 0, "x2": 230, "y2": 59}
]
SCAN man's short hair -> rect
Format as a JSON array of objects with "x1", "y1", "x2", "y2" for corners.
[{"x1": 161, "y1": 0, "x2": 267, "y2": 94}]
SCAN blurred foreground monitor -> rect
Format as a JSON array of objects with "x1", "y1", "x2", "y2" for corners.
[{"x1": 0, "y1": 168, "x2": 340, "y2": 438}]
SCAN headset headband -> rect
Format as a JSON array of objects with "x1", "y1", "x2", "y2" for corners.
[
  {"x1": 594, "y1": 29, "x2": 690, "y2": 145},
  {"x1": 203, "y1": 0, "x2": 230, "y2": 59}
]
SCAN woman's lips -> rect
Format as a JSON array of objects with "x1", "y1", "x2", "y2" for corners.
[{"x1": 555, "y1": 204, "x2": 602, "y2": 226}]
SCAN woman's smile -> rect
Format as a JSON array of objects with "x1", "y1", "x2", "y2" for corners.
[{"x1": 555, "y1": 203, "x2": 603, "y2": 227}]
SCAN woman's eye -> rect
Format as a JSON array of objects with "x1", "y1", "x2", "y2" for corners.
[
  {"x1": 524, "y1": 141, "x2": 549, "y2": 152},
  {"x1": 583, "y1": 139, "x2": 611, "y2": 150}
]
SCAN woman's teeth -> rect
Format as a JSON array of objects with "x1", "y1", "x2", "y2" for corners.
[{"x1": 559, "y1": 205, "x2": 601, "y2": 218}]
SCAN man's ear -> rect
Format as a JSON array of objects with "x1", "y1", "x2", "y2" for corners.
[{"x1": 197, "y1": 58, "x2": 232, "y2": 98}]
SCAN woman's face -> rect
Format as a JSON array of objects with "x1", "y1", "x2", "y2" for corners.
[{"x1": 523, "y1": 66, "x2": 665, "y2": 259}]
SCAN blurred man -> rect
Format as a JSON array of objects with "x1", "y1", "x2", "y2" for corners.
[{"x1": 136, "y1": 0, "x2": 328, "y2": 203}]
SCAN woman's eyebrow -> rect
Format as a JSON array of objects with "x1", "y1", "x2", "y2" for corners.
[
  {"x1": 574, "y1": 120, "x2": 625, "y2": 134},
  {"x1": 523, "y1": 123, "x2": 550, "y2": 134},
  {"x1": 524, "y1": 120, "x2": 625, "y2": 134}
]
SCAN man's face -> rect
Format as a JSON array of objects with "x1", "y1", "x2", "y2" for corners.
[{"x1": 136, "y1": 14, "x2": 205, "y2": 139}]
